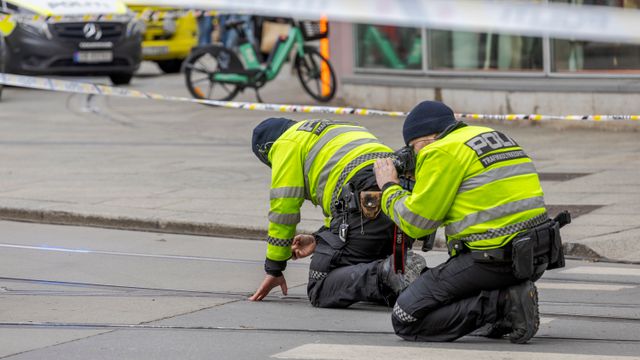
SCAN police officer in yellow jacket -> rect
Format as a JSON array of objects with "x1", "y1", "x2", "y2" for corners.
[
  {"x1": 249, "y1": 117, "x2": 426, "y2": 307},
  {"x1": 374, "y1": 101, "x2": 567, "y2": 343}
]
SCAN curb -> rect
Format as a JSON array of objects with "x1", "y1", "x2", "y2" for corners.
[
  {"x1": 0, "y1": 207, "x2": 609, "y2": 262},
  {"x1": 0, "y1": 207, "x2": 268, "y2": 241}
]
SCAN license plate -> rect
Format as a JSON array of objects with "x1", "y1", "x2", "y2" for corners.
[
  {"x1": 142, "y1": 46, "x2": 169, "y2": 56},
  {"x1": 73, "y1": 51, "x2": 113, "y2": 63}
]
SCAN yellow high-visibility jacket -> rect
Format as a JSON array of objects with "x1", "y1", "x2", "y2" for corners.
[
  {"x1": 381, "y1": 125, "x2": 547, "y2": 255},
  {"x1": 266, "y1": 120, "x2": 393, "y2": 262}
]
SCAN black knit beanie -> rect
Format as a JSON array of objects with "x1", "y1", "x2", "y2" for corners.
[
  {"x1": 251, "y1": 117, "x2": 296, "y2": 166},
  {"x1": 402, "y1": 101, "x2": 457, "y2": 145}
]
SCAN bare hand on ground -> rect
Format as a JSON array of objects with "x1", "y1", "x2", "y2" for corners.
[{"x1": 249, "y1": 274, "x2": 288, "y2": 301}]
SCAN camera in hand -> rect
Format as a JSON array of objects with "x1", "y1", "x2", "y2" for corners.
[{"x1": 392, "y1": 146, "x2": 416, "y2": 176}]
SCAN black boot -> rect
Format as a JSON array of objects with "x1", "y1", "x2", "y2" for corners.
[
  {"x1": 378, "y1": 250, "x2": 426, "y2": 296},
  {"x1": 474, "y1": 322, "x2": 512, "y2": 339},
  {"x1": 496, "y1": 280, "x2": 540, "y2": 344}
]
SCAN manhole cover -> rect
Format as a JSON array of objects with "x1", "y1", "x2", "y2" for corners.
[{"x1": 538, "y1": 172, "x2": 591, "y2": 182}]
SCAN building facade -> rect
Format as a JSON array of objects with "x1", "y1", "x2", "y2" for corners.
[{"x1": 330, "y1": 0, "x2": 640, "y2": 115}]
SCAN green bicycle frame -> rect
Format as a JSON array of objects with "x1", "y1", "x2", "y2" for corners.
[
  {"x1": 362, "y1": 25, "x2": 421, "y2": 70},
  {"x1": 213, "y1": 27, "x2": 306, "y2": 85}
]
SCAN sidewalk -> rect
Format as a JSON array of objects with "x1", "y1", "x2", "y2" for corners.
[{"x1": 1, "y1": 66, "x2": 639, "y2": 262}]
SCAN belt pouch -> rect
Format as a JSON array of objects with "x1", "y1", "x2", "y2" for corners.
[
  {"x1": 359, "y1": 191, "x2": 382, "y2": 220},
  {"x1": 512, "y1": 235, "x2": 534, "y2": 279}
]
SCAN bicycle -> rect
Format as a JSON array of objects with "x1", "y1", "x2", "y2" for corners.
[
  {"x1": 183, "y1": 19, "x2": 336, "y2": 103},
  {"x1": 361, "y1": 25, "x2": 422, "y2": 70}
]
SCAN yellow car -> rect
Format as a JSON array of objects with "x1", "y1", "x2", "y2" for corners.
[{"x1": 126, "y1": 5, "x2": 198, "y2": 73}]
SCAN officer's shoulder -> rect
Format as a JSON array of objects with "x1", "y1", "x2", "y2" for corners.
[
  {"x1": 463, "y1": 125, "x2": 495, "y2": 133},
  {"x1": 420, "y1": 144, "x2": 457, "y2": 160},
  {"x1": 272, "y1": 138, "x2": 303, "y2": 149}
]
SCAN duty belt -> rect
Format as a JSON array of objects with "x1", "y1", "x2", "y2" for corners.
[
  {"x1": 329, "y1": 152, "x2": 393, "y2": 217},
  {"x1": 447, "y1": 212, "x2": 550, "y2": 255}
]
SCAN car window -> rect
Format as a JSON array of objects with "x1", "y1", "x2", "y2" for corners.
[{"x1": 3, "y1": 1, "x2": 34, "y2": 14}]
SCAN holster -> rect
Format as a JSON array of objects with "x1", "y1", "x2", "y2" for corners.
[
  {"x1": 337, "y1": 182, "x2": 360, "y2": 214},
  {"x1": 359, "y1": 191, "x2": 382, "y2": 220},
  {"x1": 531, "y1": 215, "x2": 566, "y2": 270},
  {"x1": 511, "y1": 211, "x2": 569, "y2": 279},
  {"x1": 310, "y1": 229, "x2": 347, "y2": 275}
]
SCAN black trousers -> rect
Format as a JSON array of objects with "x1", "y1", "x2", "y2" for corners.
[
  {"x1": 392, "y1": 252, "x2": 525, "y2": 342},
  {"x1": 307, "y1": 166, "x2": 396, "y2": 308},
  {"x1": 307, "y1": 209, "x2": 395, "y2": 308}
]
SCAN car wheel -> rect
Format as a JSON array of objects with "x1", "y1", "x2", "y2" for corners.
[
  {"x1": 156, "y1": 59, "x2": 183, "y2": 74},
  {"x1": 109, "y1": 73, "x2": 133, "y2": 85}
]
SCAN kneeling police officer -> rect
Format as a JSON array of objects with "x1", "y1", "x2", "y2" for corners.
[
  {"x1": 374, "y1": 101, "x2": 568, "y2": 343},
  {"x1": 249, "y1": 117, "x2": 426, "y2": 308}
]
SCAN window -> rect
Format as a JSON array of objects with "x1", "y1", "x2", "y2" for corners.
[
  {"x1": 3, "y1": 1, "x2": 34, "y2": 14},
  {"x1": 429, "y1": 30, "x2": 543, "y2": 72},
  {"x1": 353, "y1": 0, "x2": 640, "y2": 76},
  {"x1": 551, "y1": 0, "x2": 640, "y2": 73},
  {"x1": 355, "y1": 24, "x2": 422, "y2": 70}
]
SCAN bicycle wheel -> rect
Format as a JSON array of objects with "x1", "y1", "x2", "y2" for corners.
[
  {"x1": 183, "y1": 46, "x2": 242, "y2": 102},
  {"x1": 295, "y1": 46, "x2": 337, "y2": 102}
]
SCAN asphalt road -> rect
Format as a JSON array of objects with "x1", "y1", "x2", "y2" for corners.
[
  {"x1": 1, "y1": 63, "x2": 639, "y2": 261},
  {"x1": 0, "y1": 220, "x2": 639, "y2": 359},
  {"x1": 1, "y1": 63, "x2": 640, "y2": 359}
]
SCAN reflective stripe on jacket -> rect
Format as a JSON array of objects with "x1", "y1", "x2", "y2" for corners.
[
  {"x1": 381, "y1": 125, "x2": 546, "y2": 254},
  {"x1": 266, "y1": 120, "x2": 393, "y2": 261}
]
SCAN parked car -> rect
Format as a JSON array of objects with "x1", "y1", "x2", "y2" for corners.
[
  {"x1": 0, "y1": 14, "x2": 13, "y2": 99},
  {"x1": 126, "y1": 5, "x2": 198, "y2": 74},
  {"x1": 1, "y1": 34, "x2": 5, "y2": 99},
  {"x1": 0, "y1": 0, "x2": 143, "y2": 85}
]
